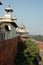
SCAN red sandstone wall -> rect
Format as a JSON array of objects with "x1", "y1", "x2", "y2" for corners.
[{"x1": 0, "y1": 37, "x2": 18, "y2": 65}]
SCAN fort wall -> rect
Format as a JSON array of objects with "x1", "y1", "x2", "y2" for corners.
[{"x1": 0, "y1": 37, "x2": 18, "y2": 65}]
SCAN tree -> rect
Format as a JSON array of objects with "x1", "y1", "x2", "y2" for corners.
[
  {"x1": 15, "y1": 40, "x2": 41, "y2": 65},
  {"x1": 24, "y1": 40, "x2": 39, "y2": 57},
  {"x1": 24, "y1": 40, "x2": 40, "y2": 65}
]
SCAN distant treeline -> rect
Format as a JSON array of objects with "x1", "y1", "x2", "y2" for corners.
[{"x1": 29, "y1": 35, "x2": 43, "y2": 42}]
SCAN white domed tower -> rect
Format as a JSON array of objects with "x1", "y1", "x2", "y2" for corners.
[
  {"x1": 5, "y1": 5, "x2": 13, "y2": 17},
  {"x1": 16, "y1": 23, "x2": 29, "y2": 41},
  {"x1": 4, "y1": 5, "x2": 17, "y2": 21},
  {"x1": 0, "y1": 5, "x2": 18, "y2": 40}
]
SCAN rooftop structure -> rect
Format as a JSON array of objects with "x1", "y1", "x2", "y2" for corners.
[
  {"x1": 16, "y1": 23, "x2": 29, "y2": 38},
  {"x1": 5, "y1": 5, "x2": 13, "y2": 12},
  {"x1": 0, "y1": 5, "x2": 17, "y2": 22},
  {"x1": 0, "y1": 5, "x2": 18, "y2": 40}
]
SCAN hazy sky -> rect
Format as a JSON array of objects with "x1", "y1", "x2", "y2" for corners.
[{"x1": 0, "y1": 0, "x2": 43, "y2": 35}]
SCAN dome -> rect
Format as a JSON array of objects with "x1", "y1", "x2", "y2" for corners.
[
  {"x1": 5, "y1": 5, "x2": 13, "y2": 12},
  {"x1": 16, "y1": 23, "x2": 29, "y2": 34},
  {"x1": 19, "y1": 23, "x2": 25, "y2": 29},
  {"x1": 16, "y1": 28, "x2": 29, "y2": 34}
]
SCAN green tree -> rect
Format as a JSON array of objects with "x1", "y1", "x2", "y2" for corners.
[
  {"x1": 24, "y1": 40, "x2": 40, "y2": 65},
  {"x1": 24, "y1": 40, "x2": 39, "y2": 57},
  {"x1": 15, "y1": 40, "x2": 40, "y2": 65}
]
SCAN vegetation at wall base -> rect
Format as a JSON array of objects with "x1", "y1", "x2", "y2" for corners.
[{"x1": 15, "y1": 40, "x2": 41, "y2": 65}]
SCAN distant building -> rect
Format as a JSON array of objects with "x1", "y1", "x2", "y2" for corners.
[
  {"x1": 0, "y1": 5, "x2": 18, "y2": 40},
  {"x1": 16, "y1": 23, "x2": 29, "y2": 41}
]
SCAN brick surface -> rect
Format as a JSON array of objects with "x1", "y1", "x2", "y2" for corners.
[{"x1": 0, "y1": 38, "x2": 18, "y2": 65}]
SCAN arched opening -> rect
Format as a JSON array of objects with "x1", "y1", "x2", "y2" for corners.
[{"x1": 5, "y1": 25, "x2": 11, "y2": 31}]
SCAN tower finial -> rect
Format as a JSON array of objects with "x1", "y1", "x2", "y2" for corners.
[{"x1": 5, "y1": 5, "x2": 13, "y2": 12}]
